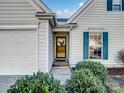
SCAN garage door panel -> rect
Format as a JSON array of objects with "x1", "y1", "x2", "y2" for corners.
[
  {"x1": 0, "y1": 44, "x2": 35, "y2": 51},
  {"x1": 0, "y1": 30, "x2": 37, "y2": 75},
  {"x1": 0, "y1": 55, "x2": 36, "y2": 61}
]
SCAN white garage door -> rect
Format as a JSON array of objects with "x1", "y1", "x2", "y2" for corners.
[{"x1": 0, "y1": 29, "x2": 37, "y2": 75}]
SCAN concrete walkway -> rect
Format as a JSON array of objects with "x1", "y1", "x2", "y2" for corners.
[{"x1": 51, "y1": 67, "x2": 71, "y2": 84}]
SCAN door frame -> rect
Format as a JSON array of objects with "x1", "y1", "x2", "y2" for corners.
[{"x1": 56, "y1": 37, "x2": 66, "y2": 58}]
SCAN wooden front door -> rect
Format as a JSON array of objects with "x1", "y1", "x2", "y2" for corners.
[{"x1": 56, "y1": 37, "x2": 66, "y2": 58}]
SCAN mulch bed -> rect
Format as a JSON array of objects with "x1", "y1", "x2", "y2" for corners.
[
  {"x1": 107, "y1": 67, "x2": 124, "y2": 75},
  {"x1": 110, "y1": 76, "x2": 124, "y2": 87}
]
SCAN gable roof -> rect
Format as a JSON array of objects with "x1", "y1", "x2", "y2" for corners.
[
  {"x1": 27, "y1": 0, "x2": 53, "y2": 13},
  {"x1": 67, "y1": 0, "x2": 94, "y2": 23}
]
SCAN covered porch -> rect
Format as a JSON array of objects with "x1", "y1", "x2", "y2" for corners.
[
  {"x1": 50, "y1": 19, "x2": 77, "y2": 84},
  {"x1": 52, "y1": 21, "x2": 77, "y2": 67}
]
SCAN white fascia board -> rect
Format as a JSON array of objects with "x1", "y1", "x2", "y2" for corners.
[
  {"x1": 34, "y1": 0, "x2": 53, "y2": 13},
  {"x1": 27, "y1": 0, "x2": 44, "y2": 12},
  {"x1": 27, "y1": 0, "x2": 53, "y2": 13},
  {"x1": 0, "y1": 25, "x2": 38, "y2": 30},
  {"x1": 37, "y1": 0, "x2": 53, "y2": 13}
]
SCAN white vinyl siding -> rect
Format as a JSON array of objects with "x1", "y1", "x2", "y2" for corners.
[
  {"x1": 70, "y1": 0, "x2": 124, "y2": 67},
  {"x1": 0, "y1": 0, "x2": 55, "y2": 74},
  {"x1": 38, "y1": 20, "x2": 49, "y2": 72},
  {"x1": 0, "y1": 0, "x2": 39, "y2": 25},
  {"x1": 0, "y1": 30, "x2": 37, "y2": 75},
  {"x1": 38, "y1": 20, "x2": 54, "y2": 73},
  {"x1": 48, "y1": 24, "x2": 54, "y2": 72},
  {"x1": 0, "y1": 0, "x2": 54, "y2": 74}
]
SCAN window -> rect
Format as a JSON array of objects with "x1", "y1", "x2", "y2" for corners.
[
  {"x1": 89, "y1": 32, "x2": 102, "y2": 59},
  {"x1": 107, "y1": 0, "x2": 124, "y2": 11},
  {"x1": 113, "y1": 0, "x2": 122, "y2": 11},
  {"x1": 83, "y1": 32, "x2": 108, "y2": 60}
]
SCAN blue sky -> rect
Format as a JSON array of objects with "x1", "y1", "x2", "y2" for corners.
[{"x1": 42, "y1": 0, "x2": 87, "y2": 18}]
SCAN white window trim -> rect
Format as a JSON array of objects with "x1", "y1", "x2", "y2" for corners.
[{"x1": 88, "y1": 32, "x2": 103, "y2": 60}]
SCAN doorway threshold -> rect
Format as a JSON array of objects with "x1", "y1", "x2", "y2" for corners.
[{"x1": 53, "y1": 58, "x2": 70, "y2": 67}]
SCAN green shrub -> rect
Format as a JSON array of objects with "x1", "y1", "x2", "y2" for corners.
[
  {"x1": 65, "y1": 69, "x2": 107, "y2": 93},
  {"x1": 7, "y1": 72, "x2": 67, "y2": 93},
  {"x1": 75, "y1": 61, "x2": 109, "y2": 85}
]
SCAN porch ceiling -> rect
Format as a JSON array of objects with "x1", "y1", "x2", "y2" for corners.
[{"x1": 53, "y1": 23, "x2": 78, "y2": 32}]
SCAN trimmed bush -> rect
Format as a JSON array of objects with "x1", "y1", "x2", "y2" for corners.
[
  {"x1": 65, "y1": 69, "x2": 107, "y2": 93},
  {"x1": 7, "y1": 72, "x2": 67, "y2": 93},
  {"x1": 75, "y1": 61, "x2": 109, "y2": 85}
]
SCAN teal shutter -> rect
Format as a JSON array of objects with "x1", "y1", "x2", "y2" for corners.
[
  {"x1": 83, "y1": 32, "x2": 89, "y2": 59},
  {"x1": 122, "y1": 0, "x2": 124, "y2": 11},
  {"x1": 103, "y1": 32, "x2": 108, "y2": 60},
  {"x1": 107, "y1": 0, "x2": 112, "y2": 11}
]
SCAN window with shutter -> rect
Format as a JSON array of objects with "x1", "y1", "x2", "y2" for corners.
[
  {"x1": 83, "y1": 32, "x2": 108, "y2": 60},
  {"x1": 107, "y1": 0, "x2": 124, "y2": 11}
]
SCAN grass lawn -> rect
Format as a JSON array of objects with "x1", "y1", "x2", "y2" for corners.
[
  {"x1": 113, "y1": 87, "x2": 124, "y2": 93},
  {"x1": 107, "y1": 68, "x2": 124, "y2": 93}
]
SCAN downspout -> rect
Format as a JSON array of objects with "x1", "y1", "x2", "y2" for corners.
[
  {"x1": 37, "y1": 21, "x2": 41, "y2": 72},
  {"x1": 69, "y1": 24, "x2": 78, "y2": 67},
  {"x1": 70, "y1": 25, "x2": 73, "y2": 31},
  {"x1": 69, "y1": 25, "x2": 73, "y2": 67}
]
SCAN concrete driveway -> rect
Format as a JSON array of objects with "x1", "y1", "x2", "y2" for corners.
[
  {"x1": 0, "y1": 67, "x2": 71, "y2": 93},
  {"x1": 0, "y1": 76, "x2": 23, "y2": 93}
]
